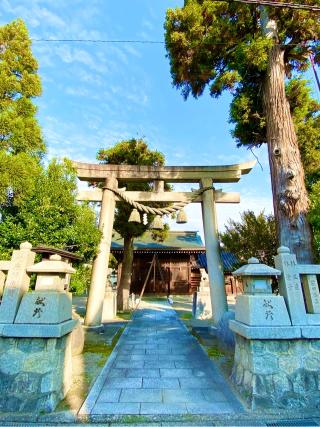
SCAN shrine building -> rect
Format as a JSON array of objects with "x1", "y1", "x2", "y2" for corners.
[{"x1": 111, "y1": 230, "x2": 239, "y2": 296}]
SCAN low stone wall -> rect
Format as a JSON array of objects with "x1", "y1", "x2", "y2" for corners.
[
  {"x1": 0, "y1": 334, "x2": 72, "y2": 412},
  {"x1": 232, "y1": 335, "x2": 320, "y2": 409}
]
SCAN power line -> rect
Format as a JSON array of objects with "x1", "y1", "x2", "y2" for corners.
[
  {"x1": 30, "y1": 1, "x2": 320, "y2": 46},
  {"x1": 216, "y1": 0, "x2": 320, "y2": 11},
  {"x1": 31, "y1": 38, "x2": 317, "y2": 47},
  {"x1": 32, "y1": 38, "x2": 164, "y2": 44}
]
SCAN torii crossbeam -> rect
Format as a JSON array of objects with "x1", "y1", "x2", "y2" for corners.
[{"x1": 73, "y1": 160, "x2": 256, "y2": 327}]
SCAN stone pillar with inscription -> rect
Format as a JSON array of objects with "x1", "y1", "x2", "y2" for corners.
[
  {"x1": 0, "y1": 253, "x2": 77, "y2": 413},
  {"x1": 274, "y1": 246, "x2": 307, "y2": 325},
  {"x1": 230, "y1": 251, "x2": 320, "y2": 409}
]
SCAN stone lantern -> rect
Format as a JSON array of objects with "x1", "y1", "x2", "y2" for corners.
[
  {"x1": 15, "y1": 254, "x2": 75, "y2": 324},
  {"x1": 30, "y1": 254, "x2": 75, "y2": 292},
  {"x1": 232, "y1": 257, "x2": 291, "y2": 327}
]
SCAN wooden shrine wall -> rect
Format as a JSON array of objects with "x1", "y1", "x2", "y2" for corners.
[{"x1": 129, "y1": 253, "x2": 198, "y2": 295}]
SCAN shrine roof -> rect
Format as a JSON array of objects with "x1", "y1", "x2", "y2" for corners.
[
  {"x1": 111, "y1": 230, "x2": 204, "y2": 252},
  {"x1": 197, "y1": 252, "x2": 238, "y2": 273},
  {"x1": 32, "y1": 246, "x2": 82, "y2": 261}
]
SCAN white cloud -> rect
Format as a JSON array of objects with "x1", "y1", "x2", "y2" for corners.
[
  {"x1": 142, "y1": 19, "x2": 154, "y2": 31},
  {"x1": 0, "y1": 1, "x2": 66, "y2": 29}
]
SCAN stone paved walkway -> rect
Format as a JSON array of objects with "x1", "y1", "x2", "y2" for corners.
[{"x1": 79, "y1": 301, "x2": 243, "y2": 416}]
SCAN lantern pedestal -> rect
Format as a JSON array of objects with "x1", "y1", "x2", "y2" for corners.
[
  {"x1": 15, "y1": 292, "x2": 72, "y2": 324},
  {"x1": 0, "y1": 323, "x2": 74, "y2": 412},
  {"x1": 235, "y1": 294, "x2": 291, "y2": 327},
  {"x1": 230, "y1": 255, "x2": 320, "y2": 409}
]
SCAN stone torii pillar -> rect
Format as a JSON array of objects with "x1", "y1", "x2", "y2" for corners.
[
  {"x1": 84, "y1": 176, "x2": 118, "y2": 326},
  {"x1": 201, "y1": 178, "x2": 227, "y2": 324}
]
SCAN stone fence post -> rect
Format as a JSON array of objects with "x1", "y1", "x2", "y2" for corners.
[
  {"x1": 0, "y1": 242, "x2": 35, "y2": 323},
  {"x1": 230, "y1": 251, "x2": 320, "y2": 409},
  {"x1": 0, "y1": 247, "x2": 77, "y2": 413}
]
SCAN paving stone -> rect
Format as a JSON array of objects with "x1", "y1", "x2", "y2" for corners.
[
  {"x1": 203, "y1": 389, "x2": 228, "y2": 402},
  {"x1": 117, "y1": 345, "x2": 134, "y2": 351},
  {"x1": 160, "y1": 368, "x2": 192, "y2": 378},
  {"x1": 135, "y1": 345, "x2": 157, "y2": 350},
  {"x1": 186, "y1": 402, "x2": 236, "y2": 414},
  {"x1": 146, "y1": 348, "x2": 172, "y2": 355},
  {"x1": 144, "y1": 360, "x2": 175, "y2": 368},
  {"x1": 179, "y1": 377, "x2": 216, "y2": 389},
  {"x1": 142, "y1": 377, "x2": 180, "y2": 389},
  {"x1": 131, "y1": 354, "x2": 159, "y2": 361},
  {"x1": 114, "y1": 360, "x2": 144, "y2": 369},
  {"x1": 140, "y1": 403, "x2": 187, "y2": 414},
  {"x1": 120, "y1": 388, "x2": 162, "y2": 403},
  {"x1": 79, "y1": 300, "x2": 243, "y2": 416},
  {"x1": 161, "y1": 354, "x2": 189, "y2": 361},
  {"x1": 192, "y1": 368, "x2": 208, "y2": 377},
  {"x1": 96, "y1": 389, "x2": 121, "y2": 403},
  {"x1": 104, "y1": 377, "x2": 142, "y2": 388},
  {"x1": 126, "y1": 368, "x2": 160, "y2": 378},
  {"x1": 163, "y1": 388, "x2": 205, "y2": 403},
  {"x1": 91, "y1": 402, "x2": 140, "y2": 415},
  {"x1": 116, "y1": 355, "x2": 132, "y2": 362},
  {"x1": 174, "y1": 360, "x2": 190, "y2": 368},
  {"x1": 126, "y1": 349, "x2": 146, "y2": 355},
  {"x1": 107, "y1": 369, "x2": 126, "y2": 378}
]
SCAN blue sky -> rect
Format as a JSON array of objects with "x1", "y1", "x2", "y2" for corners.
[{"x1": 0, "y1": 0, "x2": 274, "y2": 238}]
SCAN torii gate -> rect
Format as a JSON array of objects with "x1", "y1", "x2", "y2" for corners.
[{"x1": 74, "y1": 160, "x2": 256, "y2": 327}]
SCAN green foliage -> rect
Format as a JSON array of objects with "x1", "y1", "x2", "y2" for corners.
[
  {"x1": 220, "y1": 210, "x2": 277, "y2": 266},
  {"x1": 0, "y1": 19, "x2": 45, "y2": 210},
  {"x1": 165, "y1": 1, "x2": 320, "y2": 102},
  {"x1": 98, "y1": 138, "x2": 164, "y2": 167},
  {"x1": 309, "y1": 181, "x2": 320, "y2": 259},
  {"x1": 70, "y1": 264, "x2": 92, "y2": 296},
  {"x1": 0, "y1": 19, "x2": 44, "y2": 155},
  {"x1": 97, "y1": 138, "x2": 168, "y2": 240},
  {"x1": 165, "y1": 1, "x2": 320, "y2": 147},
  {"x1": 150, "y1": 223, "x2": 170, "y2": 242},
  {"x1": 207, "y1": 346, "x2": 225, "y2": 358},
  {"x1": 117, "y1": 311, "x2": 132, "y2": 320},
  {"x1": 0, "y1": 159, "x2": 101, "y2": 261},
  {"x1": 0, "y1": 19, "x2": 45, "y2": 207},
  {"x1": 165, "y1": 1, "x2": 320, "y2": 255},
  {"x1": 286, "y1": 79, "x2": 320, "y2": 189},
  {"x1": 0, "y1": 19, "x2": 101, "y2": 293}
]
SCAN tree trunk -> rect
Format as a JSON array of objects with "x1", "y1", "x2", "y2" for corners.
[
  {"x1": 117, "y1": 235, "x2": 134, "y2": 311},
  {"x1": 263, "y1": 44, "x2": 314, "y2": 263}
]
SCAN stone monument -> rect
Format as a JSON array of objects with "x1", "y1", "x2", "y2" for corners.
[
  {"x1": 230, "y1": 250, "x2": 320, "y2": 409},
  {"x1": 0, "y1": 247, "x2": 77, "y2": 413}
]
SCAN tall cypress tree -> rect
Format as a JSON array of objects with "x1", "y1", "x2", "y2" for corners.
[
  {"x1": 0, "y1": 19, "x2": 45, "y2": 207},
  {"x1": 165, "y1": 0, "x2": 320, "y2": 262}
]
